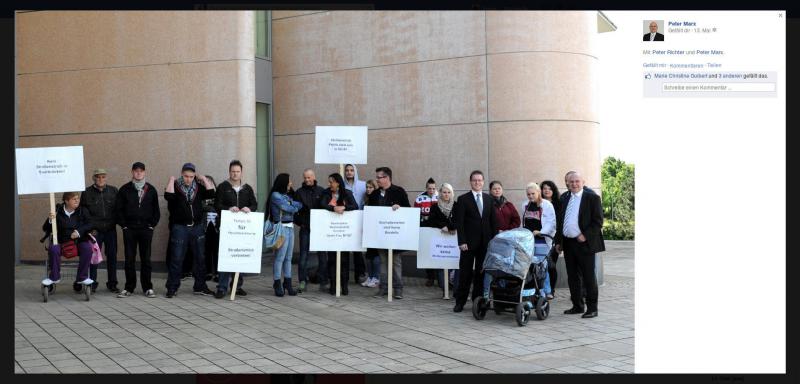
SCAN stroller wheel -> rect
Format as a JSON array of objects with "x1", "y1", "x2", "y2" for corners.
[
  {"x1": 472, "y1": 297, "x2": 488, "y2": 320},
  {"x1": 535, "y1": 295, "x2": 549, "y2": 320},
  {"x1": 41, "y1": 285, "x2": 49, "y2": 302},
  {"x1": 515, "y1": 302, "x2": 530, "y2": 326},
  {"x1": 84, "y1": 284, "x2": 91, "y2": 302}
]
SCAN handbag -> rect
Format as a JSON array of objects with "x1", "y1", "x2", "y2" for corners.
[
  {"x1": 88, "y1": 234, "x2": 104, "y2": 265},
  {"x1": 263, "y1": 207, "x2": 286, "y2": 250},
  {"x1": 60, "y1": 240, "x2": 78, "y2": 259}
]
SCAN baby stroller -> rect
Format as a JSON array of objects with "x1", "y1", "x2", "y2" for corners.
[
  {"x1": 472, "y1": 228, "x2": 551, "y2": 326},
  {"x1": 39, "y1": 233, "x2": 92, "y2": 303}
]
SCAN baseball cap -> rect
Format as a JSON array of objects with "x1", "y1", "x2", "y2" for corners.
[
  {"x1": 131, "y1": 162, "x2": 145, "y2": 171},
  {"x1": 92, "y1": 168, "x2": 107, "y2": 176}
]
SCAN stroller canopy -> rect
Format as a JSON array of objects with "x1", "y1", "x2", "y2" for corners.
[{"x1": 482, "y1": 228, "x2": 534, "y2": 280}]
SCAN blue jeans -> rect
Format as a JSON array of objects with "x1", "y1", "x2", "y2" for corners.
[
  {"x1": 298, "y1": 226, "x2": 327, "y2": 283},
  {"x1": 216, "y1": 272, "x2": 243, "y2": 294},
  {"x1": 366, "y1": 253, "x2": 380, "y2": 279},
  {"x1": 166, "y1": 224, "x2": 208, "y2": 292},
  {"x1": 89, "y1": 227, "x2": 118, "y2": 287},
  {"x1": 273, "y1": 225, "x2": 295, "y2": 280}
]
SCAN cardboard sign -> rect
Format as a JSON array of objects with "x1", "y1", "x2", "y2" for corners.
[
  {"x1": 314, "y1": 126, "x2": 368, "y2": 164},
  {"x1": 16, "y1": 146, "x2": 86, "y2": 194},
  {"x1": 309, "y1": 209, "x2": 365, "y2": 251},
  {"x1": 417, "y1": 227, "x2": 461, "y2": 269},
  {"x1": 362, "y1": 206, "x2": 421, "y2": 251},
  {"x1": 217, "y1": 210, "x2": 265, "y2": 274}
]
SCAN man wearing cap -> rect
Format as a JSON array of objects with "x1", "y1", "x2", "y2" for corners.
[
  {"x1": 115, "y1": 162, "x2": 160, "y2": 298},
  {"x1": 80, "y1": 168, "x2": 120, "y2": 293},
  {"x1": 163, "y1": 162, "x2": 216, "y2": 298}
]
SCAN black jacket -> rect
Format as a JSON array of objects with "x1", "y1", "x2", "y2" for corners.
[
  {"x1": 454, "y1": 191, "x2": 497, "y2": 250},
  {"x1": 116, "y1": 181, "x2": 160, "y2": 229},
  {"x1": 42, "y1": 204, "x2": 94, "y2": 244},
  {"x1": 424, "y1": 202, "x2": 456, "y2": 230},
  {"x1": 164, "y1": 181, "x2": 216, "y2": 226},
  {"x1": 319, "y1": 188, "x2": 359, "y2": 212},
  {"x1": 367, "y1": 184, "x2": 411, "y2": 208},
  {"x1": 294, "y1": 181, "x2": 325, "y2": 228},
  {"x1": 555, "y1": 189, "x2": 606, "y2": 254},
  {"x1": 215, "y1": 180, "x2": 258, "y2": 212},
  {"x1": 80, "y1": 184, "x2": 118, "y2": 232}
]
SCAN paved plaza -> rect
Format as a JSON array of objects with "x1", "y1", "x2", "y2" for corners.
[{"x1": 14, "y1": 241, "x2": 634, "y2": 374}]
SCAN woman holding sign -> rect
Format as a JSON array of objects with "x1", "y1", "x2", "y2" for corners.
[
  {"x1": 320, "y1": 173, "x2": 359, "y2": 295},
  {"x1": 267, "y1": 173, "x2": 303, "y2": 297},
  {"x1": 423, "y1": 183, "x2": 458, "y2": 293},
  {"x1": 41, "y1": 192, "x2": 95, "y2": 288}
]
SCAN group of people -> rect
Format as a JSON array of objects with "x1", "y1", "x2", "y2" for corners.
[{"x1": 42, "y1": 161, "x2": 605, "y2": 318}]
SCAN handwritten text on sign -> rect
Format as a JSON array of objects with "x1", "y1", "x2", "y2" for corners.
[
  {"x1": 362, "y1": 206, "x2": 420, "y2": 251},
  {"x1": 416, "y1": 227, "x2": 460, "y2": 269},
  {"x1": 16, "y1": 146, "x2": 86, "y2": 194},
  {"x1": 217, "y1": 210, "x2": 265, "y2": 273},
  {"x1": 309, "y1": 210, "x2": 364, "y2": 251}
]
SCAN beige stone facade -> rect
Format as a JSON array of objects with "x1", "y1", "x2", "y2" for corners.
[
  {"x1": 16, "y1": 10, "x2": 604, "y2": 262},
  {"x1": 272, "y1": 10, "x2": 601, "y2": 207},
  {"x1": 16, "y1": 11, "x2": 256, "y2": 261}
]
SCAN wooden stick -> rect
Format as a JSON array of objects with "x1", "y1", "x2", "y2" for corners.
[
  {"x1": 388, "y1": 249, "x2": 393, "y2": 302},
  {"x1": 336, "y1": 163, "x2": 344, "y2": 297},
  {"x1": 49, "y1": 193, "x2": 58, "y2": 242},
  {"x1": 230, "y1": 272, "x2": 240, "y2": 300}
]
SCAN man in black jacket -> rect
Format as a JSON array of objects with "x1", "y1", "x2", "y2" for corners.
[
  {"x1": 81, "y1": 168, "x2": 120, "y2": 293},
  {"x1": 294, "y1": 168, "x2": 327, "y2": 293},
  {"x1": 115, "y1": 162, "x2": 160, "y2": 298},
  {"x1": 452, "y1": 170, "x2": 497, "y2": 312},
  {"x1": 214, "y1": 160, "x2": 258, "y2": 298},
  {"x1": 555, "y1": 171, "x2": 605, "y2": 319},
  {"x1": 368, "y1": 167, "x2": 411, "y2": 299},
  {"x1": 164, "y1": 162, "x2": 216, "y2": 298}
]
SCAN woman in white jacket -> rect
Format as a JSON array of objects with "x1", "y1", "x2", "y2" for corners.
[{"x1": 520, "y1": 182, "x2": 556, "y2": 300}]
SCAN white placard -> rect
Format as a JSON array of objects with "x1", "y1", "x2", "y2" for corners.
[
  {"x1": 314, "y1": 126, "x2": 368, "y2": 164},
  {"x1": 217, "y1": 210, "x2": 265, "y2": 274},
  {"x1": 16, "y1": 146, "x2": 86, "y2": 195},
  {"x1": 362, "y1": 206, "x2": 421, "y2": 251},
  {"x1": 309, "y1": 209, "x2": 365, "y2": 252},
  {"x1": 417, "y1": 227, "x2": 461, "y2": 269}
]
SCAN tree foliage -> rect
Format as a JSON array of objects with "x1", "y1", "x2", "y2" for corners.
[{"x1": 601, "y1": 157, "x2": 635, "y2": 240}]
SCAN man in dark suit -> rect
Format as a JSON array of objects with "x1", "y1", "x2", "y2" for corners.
[
  {"x1": 643, "y1": 21, "x2": 664, "y2": 41},
  {"x1": 555, "y1": 171, "x2": 605, "y2": 318},
  {"x1": 452, "y1": 170, "x2": 497, "y2": 312}
]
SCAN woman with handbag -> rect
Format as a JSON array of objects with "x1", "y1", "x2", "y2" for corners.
[
  {"x1": 266, "y1": 173, "x2": 303, "y2": 297},
  {"x1": 319, "y1": 173, "x2": 359, "y2": 295},
  {"x1": 41, "y1": 192, "x2": 95, "y2": 288}
]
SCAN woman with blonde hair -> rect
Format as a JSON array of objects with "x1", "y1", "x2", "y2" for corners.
[{"x1": 520, "y1": 182, "x2": 556, "y2": 299}]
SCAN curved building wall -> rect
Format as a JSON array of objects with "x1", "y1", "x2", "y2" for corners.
[
  {"x1": 272, "y1": 11, "x2": 600, "y2": 206},
  {"x1": 16, "y1": 11, "x2": 256, "y2": 262}
]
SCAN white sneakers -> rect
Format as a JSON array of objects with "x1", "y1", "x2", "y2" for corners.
[
  {"x1": 363, "y1": 277, "x2": 379, "y2": 288},
  {"x1": 79, "y1": 278, "x2": 94, "y2": 286},
  {"x1": 41, "y1": 278, "x2": 61, "y2": 286},
  {"x1": 117, "y1": 290, "x2": 132, "y2": 298},
  {"x1": 145, "y1": 289, "x2": 156, "y2": 298}
]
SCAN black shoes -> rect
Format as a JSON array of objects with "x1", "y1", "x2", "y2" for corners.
[
  {"x1": 214, "y1": 290, "x2": 225, "y2": 299},
  {"x1": 235, "y1": 288, "x2": 247, "y2": 296},
  {"x1": 273, "y1": 279, "x2": 285, "y2": 297},
  {"x1": 341, "y1": 285, "x2": 349, "y2": 296},
  {"x1": 582, "y1": 310, "x2": 598, "y2": 318},
  {"x1": 284, "y1": 278, "x2": 297, "y2": 296},
  {"x1": 564, "y1": 307, "x2": 585, "y2": 314},
  {"x1": 453, "y1": 302, "x2": 465, "y2": 312},
  {"x1": 194, "y1": 287, "x2": 214, "y2": 296},
  {"x1": 393, "y1": 289, "x2": 403, "y2": 299},
  {"x1": 166, "y1": 290, "x2": 176, "y2": 298}
]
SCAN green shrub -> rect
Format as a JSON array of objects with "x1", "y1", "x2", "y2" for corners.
[{"x1": 603, "y1": 220, "x2": 635, "y2": 240}]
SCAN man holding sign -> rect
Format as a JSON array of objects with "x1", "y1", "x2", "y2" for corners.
[{"x1": 368, "y1": 167, "x2": 410, "y2": 299}]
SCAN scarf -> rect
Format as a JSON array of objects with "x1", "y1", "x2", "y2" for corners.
[
  {"x1": 437, "y1": 198, "x2": 454, "y2": 218},
  {"x1": 179, "y1": 179, "x2": 197, "y2": 202},
  {"x1": 133, "y1": 179, "x2": 146, "y2": 202},
  {"x1": 492, "y1": 195, "x2": 507, "y2": 208}
]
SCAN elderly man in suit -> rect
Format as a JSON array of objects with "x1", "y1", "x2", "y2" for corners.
[
  {"x1": 452, "y1": 170, "x2": 497, "y2": 313},
  {"x1": 555, "y1": 171, "x2": 605, "y2": 318},
  {"x1": 643, "y1": 21, "x2": 664, "y2": 41}
]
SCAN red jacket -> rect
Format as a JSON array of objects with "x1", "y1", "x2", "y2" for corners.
[{"x1": 494, "y1": 201, "x2": 521, "y2": 231}]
